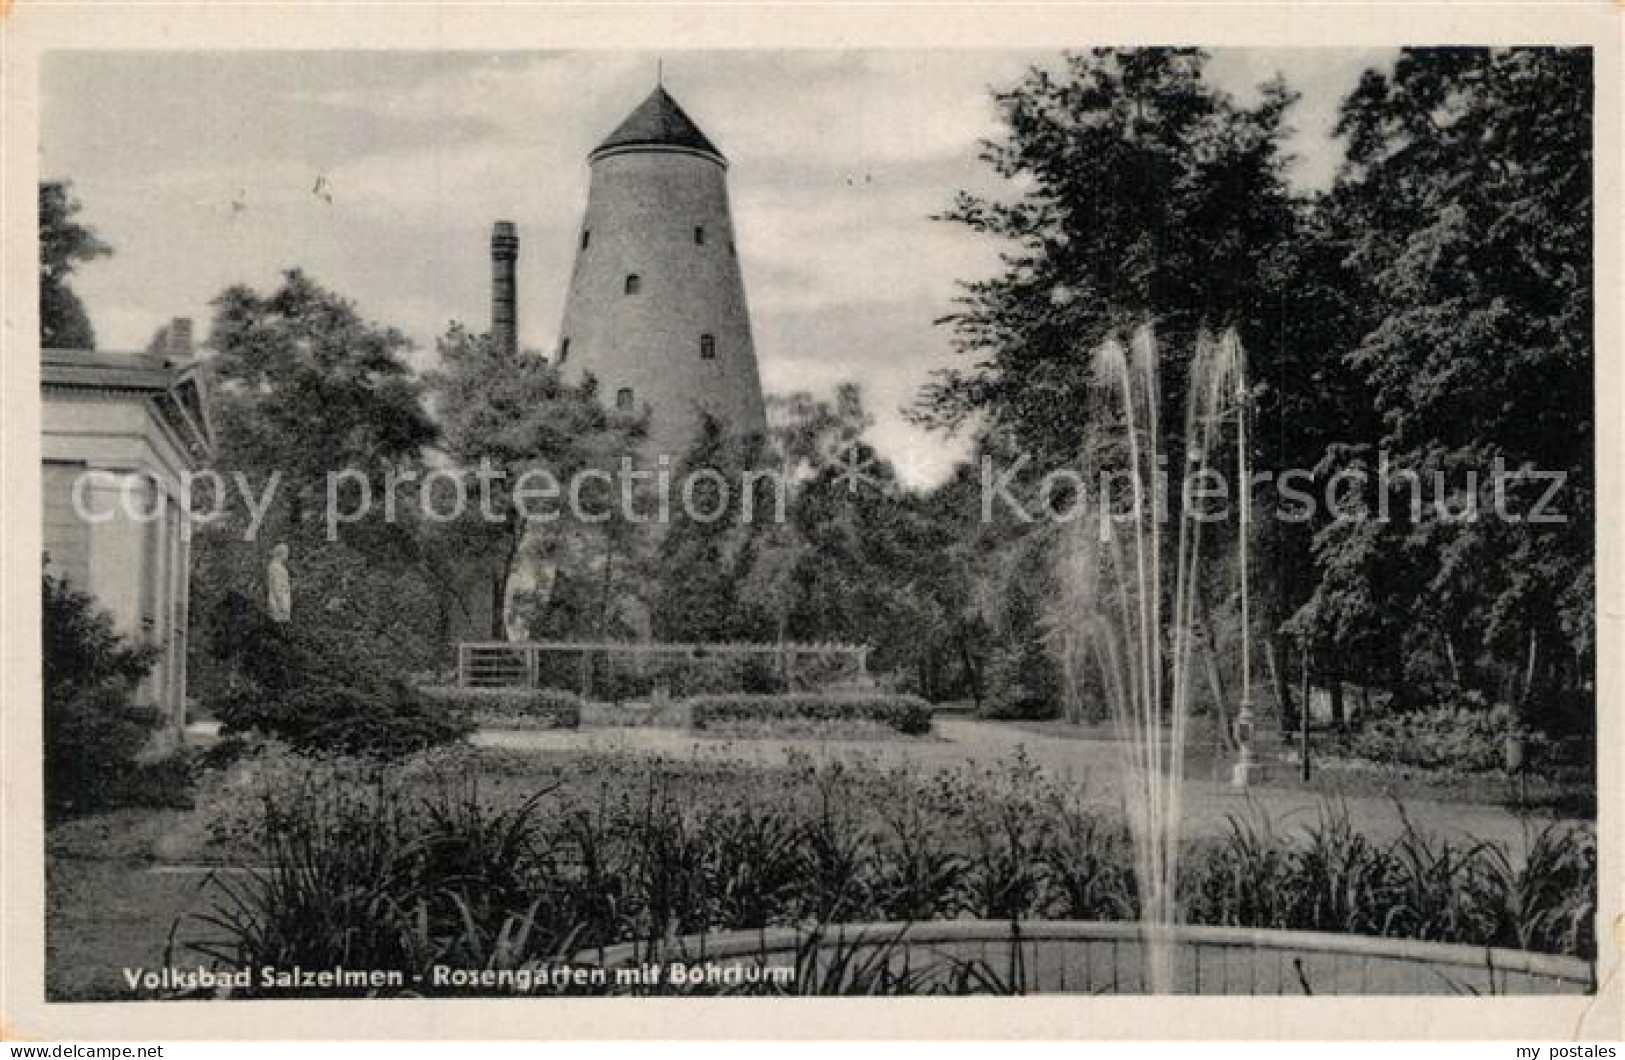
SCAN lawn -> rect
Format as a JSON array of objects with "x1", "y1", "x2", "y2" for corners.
[
  {"x1": 46, "y1": 807, "x2": 228, "y2": 1002},
  {"x1": 991, "y1": 715, "x2": 1595, "y2": 815}
]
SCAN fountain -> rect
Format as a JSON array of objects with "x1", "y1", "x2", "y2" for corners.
[
  {"x1": 1055, "y1": 323, "x2": 1252, "y2": 992},
  {"x1": 578, "y1": 324, "x2": 1593, "y2": 995}
]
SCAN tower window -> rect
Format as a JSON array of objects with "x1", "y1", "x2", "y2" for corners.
[
  {"x1": 616, "y1": 387, "x2": 634, "y2": 412},
  {"x1": 700, "y1": 334, "x2": 716, "y2": 360},
  {"x1": 581, "y1": 229, "x2": 591, "y2": 250},
  {"x1": 624, "y1": 273, "x2": 641, "y2": 295},
  {"x1": 694, "y1": 226, "x2": 706, "y2": 245},
  {"x1": 558, "y1": 337, "x2": 570, "y2": 364}
]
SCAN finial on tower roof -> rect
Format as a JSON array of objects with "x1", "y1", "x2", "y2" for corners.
[{"x1": 590, "y1": 80, "x2": 725, "y2": 164}]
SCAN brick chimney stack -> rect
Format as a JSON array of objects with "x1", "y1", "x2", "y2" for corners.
[
  {"x1": 491, "y1": 221, "x2": 519, "y2": 357},
  {"x1": 168, "y1": 317, "x2": 193, "y2": 360},
  {"x1": 148, "y1": 316, "x2": 194, "y2": 363}
]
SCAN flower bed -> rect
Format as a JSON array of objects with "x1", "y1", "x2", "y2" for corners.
[
  {"x1": 167, "y1": 746, "x2": 1597, "y2": 999},
  {"x1": 688, "y1": 693, "x2": 933, "y2": 736},
  {"x1": 1338, "y1": 700, "x2": 1592, "y2": 777},
  {"x1": 418, "y1": 686, "x2": 581, "y2": 730}
]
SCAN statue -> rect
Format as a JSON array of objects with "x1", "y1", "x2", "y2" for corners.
[{"x1": 267, "y1": 543, "x2": 292, "y2": 624}]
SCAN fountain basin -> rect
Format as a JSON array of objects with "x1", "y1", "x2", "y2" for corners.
[{"x1": 587, "y1": 920, "x2": 1593, "y2": 995}]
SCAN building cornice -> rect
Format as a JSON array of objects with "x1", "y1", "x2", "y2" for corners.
[{"x1": 587, "y1": 142, "x2": 728, "y2": 170}]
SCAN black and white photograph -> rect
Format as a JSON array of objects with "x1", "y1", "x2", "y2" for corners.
[{"x1": 4, "y1": 2, "x2": 1620, "y2": 1043}]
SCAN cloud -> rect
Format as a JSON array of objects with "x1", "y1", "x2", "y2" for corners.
[
  {"x1": 45, "y1": 49, "x2": 1384, "y2": 487},
  {"x1": 1207, "y1": 48, "x2": 1395, "y2": 190},
  {"x1": 736, "y1": 178, "x2": 999, "y2": 316}
]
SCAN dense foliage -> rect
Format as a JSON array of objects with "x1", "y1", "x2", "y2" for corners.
[
  {"x1": 915, "y1": 47, "x2": 1593, "y2": 743},
  {"x1": 1339, "y1": 698, "x2": 1591, "y2": 778},
  {"x1": 39, "y1": 180, "x2": 111, "y2": 349},
  {"x1": 189, "y1": 271, "x2": 448, "y2": 690},
  {"x1": 45, "y1": 47, "x2": 1594, "y2": 765},
  {"x1": 42, "y1": 574, "x2": 177, "y2": 818},
  {"x1": 1292, "y1": 49, "x2": 1593, "y2": 726},
  {"x1": 209, "y1": 591, "x2": 469, "y2": 757},
  {"x1": 427, "y1": 324, "x2": 644, "y2": 641}
]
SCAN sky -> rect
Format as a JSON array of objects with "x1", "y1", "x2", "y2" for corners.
[{"x1": 42, "y1": 48, "x2": 1393, "y2": 486}]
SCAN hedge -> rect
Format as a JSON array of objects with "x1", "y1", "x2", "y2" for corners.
[
  {"x1": 418, "y1": 686, "x2": 582, "y2": 730},
  {"x1": 688, "y1": 693, "x2": 932, "y2": 736},
  {"x1": 207, "y1": 592, "x2": 469, "y2": 758}
]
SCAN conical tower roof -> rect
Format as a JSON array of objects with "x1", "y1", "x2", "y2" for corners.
[{"x1": 591, "y1": 85, "x2": 725, "y2": 163}]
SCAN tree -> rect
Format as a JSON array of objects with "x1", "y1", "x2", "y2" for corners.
[
  {"x1": 912, "y1": 49, "x2": 1306, "y2": 719},
  {"x1": 191, "y1": 270, "x2": 444, "y2": 683},
  {"x1": 427, "y1": 323, "x2": 644, "y2": 640},
  {"x1": 1294, "y1": 48, "x2": 1593, "y2": 723},
  {"x1": 639, "y1": 383, "x2": 978, "y2": 697},
  {"x1": 767, "y1": 388, "x2": 962, "y2": 688},
  {"x1": 39, "y1": 180, "x2": 111, "y2": 349},
  {"x1": 725, "y1": 387, "x2": 874, "y2": 645},
  {"x1": 915, "y1": 49, "x2": 1300, "y2": 461},
  {"x1": 207, "y1": 269, "x2": 436, "y2": 499},
  {"x1": 649, "y1": 414, "x2": 758, "y2": 642}
]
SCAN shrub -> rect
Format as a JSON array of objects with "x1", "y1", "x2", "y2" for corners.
[
  {"x1": 42, "y1": 573, "x2": 187, "y2": 818},
  {"x1": 1342, "y1": 699, "x2": 1528, "y2": 773},
  {"x1": 208, "y1": 591, "x2": 468, "y2": 758},
  {"x1": 740, "y1": 656, "x2": 789, "y2": 694},
  {"x1": 688, "y1": 693, "x2": 933, "y2": 736},
  {"x1": 699, "y1": 802, "x2": 806, "y2": 928},
  {"x1": 189, "y1": 777, "x2": 514, "y2": 995},
  {"x1": 1468, "y1": 822, "x2": 1597, "y2": 957},
  {"x1": 586, "y1": 662, "x2": 654, "y2": 703},
  {"x1": 44, "y1": 572, "x2": 159, "y2": 698},
  {"x1": 581, "y1": 699, "x2": 691, "y2": 729},
  {"x1": 215, "y1": 669, "x2": 469, "y2": 759},
  {"x1": 1039, "y1": 808, "x2": 1137, "y2": 921},
  {"x1": 45, "y1": 684, "x2": 183, "y2": 819},
  {"x1": 596, "y1": 655, "x2": 788, "y2": 700},
  {"x1": 418, "y1": 686, "x2": 581, "y2": 730},
  {"x1": 978, "y1": 640, "x2": 1063, "y2": 720},
  {"x1": 647, "y1": 656, "x2": 732, "y2": 697}
]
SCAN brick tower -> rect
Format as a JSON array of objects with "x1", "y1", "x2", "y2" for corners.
[{"x1": 554, "y1": 84, "x2": 768, "y2": 459}]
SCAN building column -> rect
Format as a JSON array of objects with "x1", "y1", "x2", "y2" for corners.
[
  {"x1": 168, "y1": 495, "x2": 188, "y2": 728},
  {"x1": 143, "y1": 478, "x2": 167, "y2": 712},
  {"x1": 174, "y1": 509, "x2": 192, "y2": 727}
]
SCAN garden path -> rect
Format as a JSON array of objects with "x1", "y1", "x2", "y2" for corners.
[{"x1": 472, "y1": 718, "x2": 1572, "y2": 850}]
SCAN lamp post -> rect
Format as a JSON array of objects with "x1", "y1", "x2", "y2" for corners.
[{"x1": 1232, "y1": 697, "x2": 1255, "y2": 788}]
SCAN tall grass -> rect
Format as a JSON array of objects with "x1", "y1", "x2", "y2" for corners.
[
  {"x1": 1182, "y1": 803, "x2": 1597, "y2": 960},
  {"x1": 188, "y1": 776, "x2": 425, "y2": 992},
  {"x1": 182, "y1": 750, "x2": 1597, "y2": 996},
  {"x1": 1468, "y1": 821, "x2": 1597, "y2": 957}
]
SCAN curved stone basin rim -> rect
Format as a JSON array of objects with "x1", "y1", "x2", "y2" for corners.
[{"x1": 582, "y1": 919, "x2": 1593, "y2": 992}]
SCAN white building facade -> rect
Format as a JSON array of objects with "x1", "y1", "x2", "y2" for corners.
[{"x1": 41, "y1": 335, "x2": 213, "y2": 736}]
